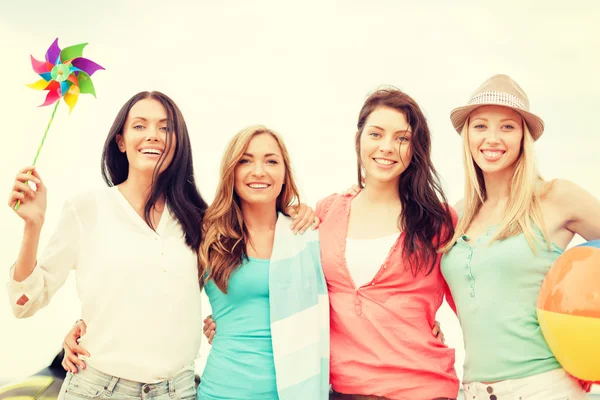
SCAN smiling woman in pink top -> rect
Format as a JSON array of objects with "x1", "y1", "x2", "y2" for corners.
[
  {"x1": 318, "y1": 87, "x2": 458, "y2": 400},
  {"x1": 203, "y1": 87, "x2": 459, "y2": 399}
]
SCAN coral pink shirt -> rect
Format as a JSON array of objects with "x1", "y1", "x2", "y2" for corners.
[{"x1": 316, "y1": 193, "x2": 459, "y2": 400}]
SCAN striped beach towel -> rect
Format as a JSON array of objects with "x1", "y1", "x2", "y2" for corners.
[{"x1": 269, "y1": 213, "x2": 330, "y2": 400}]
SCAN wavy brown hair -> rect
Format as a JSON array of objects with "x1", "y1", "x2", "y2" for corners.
[
  {"x1": 355, "y1": 87, "x2": 454, "y2": 275},
  {"x1": 198, "y1": 125, "x2": 300, "y2": 292}
]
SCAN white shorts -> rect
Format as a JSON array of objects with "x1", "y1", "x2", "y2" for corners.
[{"x1": 463, "y1": 368, "x2": 587, "y2": 400}]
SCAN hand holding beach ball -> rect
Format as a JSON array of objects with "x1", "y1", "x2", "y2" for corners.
[{"x1": 536, "y1": 240, "x2": 600, "y2": 382}]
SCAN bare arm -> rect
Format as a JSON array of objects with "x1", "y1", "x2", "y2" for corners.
[
  {"x1": 14, "y1": 224, "x2": 43, "y2": 283},
  {"x1": 8, "y1": 167, "x2": 46, "y2": 283},
  {"x1": 553, "y1": 180, "x2": 600, "y2": 240}
]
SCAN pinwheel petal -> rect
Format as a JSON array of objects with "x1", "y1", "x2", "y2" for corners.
[
  {"x1": 68, "y1": 74, "x2": 79, "y2": 86},
  {"x1": 60, "y1": 81, "x2": 70, "y2": 97},
  {"x1": 71, "y1": 57, "x2": 104, "y2": 76},
  {"x1": 39, "y1": 89, "x2": 60, "y2": 107},
  {"x1": 77, "y1": 72, "x2": 97, "y2": 97},
  {"x1": 45, "y1": 80, "x2": 60, "y2": 91},
  {"x1": 31, "y1": 55, "x2": 51, "y2": 74},
  {"x1": 60, "y1": 43, "x2": 87, "y2": 63},
  {"x1": 64, "y1": 90, "x2": 79, "y2": 113},
  {"x1": 27, "y1": 79, "x2": 50, "y2": 91},
  {"x1": 45, "y1": 38, "x2": 61, "y2": 64}
]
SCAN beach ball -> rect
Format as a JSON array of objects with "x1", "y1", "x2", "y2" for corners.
[{"x1": 536, "y1": 240, "x2": 600, "y2": 382}]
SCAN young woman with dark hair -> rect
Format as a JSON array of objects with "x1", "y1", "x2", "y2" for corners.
[
  {"x1": 99, "y1": 91, "x2": 207, "y2": 249},
  {"x1": 7, "y1": 91, "x2": 317, "y2": 400},
  {"x1": 204, "y1": 87, "x2": 459, "y2": 400},
  {"x1": 7, "y1": 91, "x2": 207, "y2": 400},
  {"x1": 321, "y1": 87, "x2": 458, "y2": 400}
]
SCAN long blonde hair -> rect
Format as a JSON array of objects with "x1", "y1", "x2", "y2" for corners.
[
  {"x1": 198, "y1": 125, "x2": 300, "y2": 292},
  {"x1": 441, "y1": 116, "x2": 550, "y2": 252}
]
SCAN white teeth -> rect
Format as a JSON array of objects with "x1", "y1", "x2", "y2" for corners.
[
  {"x1": 140, "y1": 148, "x2": 162, "y2": 155},
  {"x1": 374, "y1": 158, "x2": 396, "y2": 165},
  {"x1": 248, "y1": 184, "x2": 269, "y2": 189},
  {"x1": 483, "y1": 150, "x2": 504, "y2": 158}
]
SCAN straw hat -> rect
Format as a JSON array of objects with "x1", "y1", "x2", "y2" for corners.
[{"x1": 450, "y1": 74, "x2": 545, "y2": 140}]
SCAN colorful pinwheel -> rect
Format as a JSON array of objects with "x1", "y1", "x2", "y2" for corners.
[
  {"x1": 27, "y1": 38, "x2": 104, "y2": 112},
  {"x1": 15, "y1": 38, "x2": 104, "y2": 210}
]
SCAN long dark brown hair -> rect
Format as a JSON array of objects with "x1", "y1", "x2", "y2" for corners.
[
  {"x1": 355, "y1": 87, "x2": 454, "y2": 275},
  {"x1": 101, "y1": 91, "x2": 208, "y2": 250}
]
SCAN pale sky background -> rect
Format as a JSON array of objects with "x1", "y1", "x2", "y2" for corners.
[{"x1": 1, "y1": 0, "x2": 599, "y2": 392}]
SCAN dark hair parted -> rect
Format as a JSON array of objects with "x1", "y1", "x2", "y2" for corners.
[
  {"x1": 100, "y1": 91, "x2": 207, "y2": 250},
  {"x1": 355, "y1": 87, "x2": 454, "y2": 275}
]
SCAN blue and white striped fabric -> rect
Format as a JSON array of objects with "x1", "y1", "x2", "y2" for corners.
[{"x1": 269, "y1": 213, "x2": 330, "y2": 400}]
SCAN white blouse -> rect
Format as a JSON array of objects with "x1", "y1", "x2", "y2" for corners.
[
  {"x1": 7, "y1": 186, "x2": 202, "y2": 383},
  {"x1": 345, "y1": 234, "x2": 399, "y2": 288}
]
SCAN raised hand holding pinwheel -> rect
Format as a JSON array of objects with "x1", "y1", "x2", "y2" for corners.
[{"x1": 15, "y1": 38, "x2": 104, "y2": 209}]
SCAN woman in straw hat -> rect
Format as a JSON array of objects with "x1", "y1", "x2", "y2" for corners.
[{"x1": 440, "y1": 74, "x2": 600, "y2": 399}]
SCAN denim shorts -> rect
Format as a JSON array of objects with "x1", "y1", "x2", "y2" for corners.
[
  {"x1": 58, "y1": 364, "x2": 196, "y2": 400},
  {"x1": 463, "y1": 368, "x2": 587, "y2": 400}
]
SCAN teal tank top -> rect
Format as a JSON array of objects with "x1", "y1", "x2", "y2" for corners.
[
  {"x1": 197, "y1": 257, "x2": 278, "y2": 400},
  {"x1": 441, "y1": 224, "x2": 563, "y2": 383}
]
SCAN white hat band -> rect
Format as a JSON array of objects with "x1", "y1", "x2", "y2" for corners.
[{"x1": 468, "y1": 91, "x2": 528, "y2": 111}]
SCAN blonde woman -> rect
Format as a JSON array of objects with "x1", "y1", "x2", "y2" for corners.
[
  {"x1": 196, "y1": 126, "x2": 329, "y2": 400},
  {"x1": 441, "y1": 74, "x2": 600, "y2": 399}
]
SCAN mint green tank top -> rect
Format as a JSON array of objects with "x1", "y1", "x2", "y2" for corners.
[{"x1": 441, "y1": 224, "x2": 563, "y2": 383}]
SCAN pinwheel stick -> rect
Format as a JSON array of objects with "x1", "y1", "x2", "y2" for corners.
[{"x1": 14, "y1": 100, "x2": 60, "y2": 210}]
